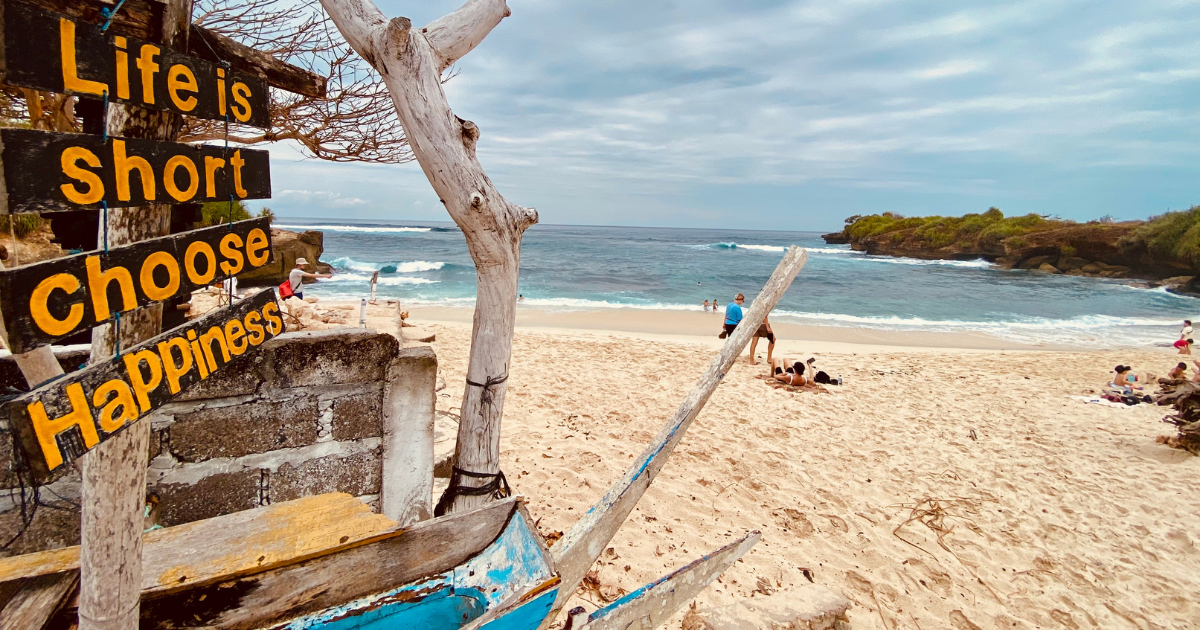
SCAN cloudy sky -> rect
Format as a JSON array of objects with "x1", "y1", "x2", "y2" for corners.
[{"x1": 266, "y1": 0, "x2": 1199, "y2": 231}]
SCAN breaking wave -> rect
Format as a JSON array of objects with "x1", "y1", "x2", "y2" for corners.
[{"x1": 275, "y1": 224, "x2": 432, "y2": 234}]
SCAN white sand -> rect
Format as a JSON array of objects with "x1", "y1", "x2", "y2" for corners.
[{"x1": 312, "y1": 299, "x2": 1200, "y2": 628}]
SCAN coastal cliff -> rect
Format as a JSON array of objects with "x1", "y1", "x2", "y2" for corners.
[
  {"x1": 237, "y1": 228, "x2": 333, "y2": 285},
  {"x1": 822, "y1": 207, "x2": 1200, "y2": 295}
]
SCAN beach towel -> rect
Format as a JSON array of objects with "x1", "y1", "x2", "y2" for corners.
[{"x1": 1067, "y1": 395, "x2": 1139, "y2": 408}]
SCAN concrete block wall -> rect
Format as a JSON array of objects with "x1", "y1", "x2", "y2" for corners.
[{"x1": 0, "y1": 329, "x2": 436, "y2": 557}]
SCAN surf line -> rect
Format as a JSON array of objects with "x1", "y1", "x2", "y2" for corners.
[{"x1": 7, "y1": 290, "x2": 284, "y2": 478}]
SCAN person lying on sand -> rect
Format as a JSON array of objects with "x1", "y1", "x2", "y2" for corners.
[
  {"x1": 804, "y1": 357, "x2": 840, "y2": 385},
  {"x1": 767, "y1": 357, "x2": 809, "y2": 386}
]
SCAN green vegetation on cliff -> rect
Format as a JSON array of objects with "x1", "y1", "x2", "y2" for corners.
[
  {"x1": 199, "y1": 200, "x2": 276, "y2": 227},
  {"x1": 1123, "y1": 205, "x2": 1200, "y2": 269},
  {"x1": 843, "y1": 208, "x2": 1069, "y2": 250}
]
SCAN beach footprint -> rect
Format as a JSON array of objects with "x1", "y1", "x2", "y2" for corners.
[{"x1": 772, "y1": 508, "x2": 815, "y2": 537}]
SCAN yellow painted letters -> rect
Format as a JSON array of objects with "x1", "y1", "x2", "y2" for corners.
[
  {"x1": 93, "y1": 379, "x2": 138, "y2": 432},
  {"x1": 164, "y1": 155, "x2": 199, "y2": 202},
  {"x1": 219, "y1": 233, "x2": 245, "y2": 276},
  {"x1": 140, "y1": 251, "x2": 181, "y2": 301},
  {"x1": 27, "y1": 383, "x2": 98, "y2": 471},
  {"x1": 157, "y1": 338, "x2": 194, "y2": 394},
  {"x1": 167, "y1": 64, "x2": 199, "y2": 111},
  {"x1": 136, "y1": 44, "x2": 161, "y2": 105},
  {"x1": 113, "y1": 139, "x2": 156, "y2": 202},
  {"x1": 86, "y1": 255, "x2": 138, "y2": 320},
  {"x1": 30, "y1": 273, "x2": 84, "y2": 336},
  {"x1": 60, "y1": 147, "x2": 104, "y2": 205},
  {"x1": 59, "y1": 19, "x2": 106, "y2": 95},
  {"x1": 123, "y1": 350, "x2": 163, "y2": 414}
]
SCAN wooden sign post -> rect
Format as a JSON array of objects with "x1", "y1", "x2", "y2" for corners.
[
  {"x1": 0, "y1": 218, "x2": 273, "y2": 353},
  {"x1": 8, "y1": 289, "x2": 285, "y2": 479},
  {"x1": 0, "y1": 0, "x2": 327, "y2": 627},
  {"x1": 0, "y1": 128, "x2": 271, "y2": 213},
  {"x1": 0, "y1": 0, "x2": 271, "y2": 127}
]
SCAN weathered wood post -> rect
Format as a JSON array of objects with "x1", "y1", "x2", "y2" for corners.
[
  {"x1": 318, "y1": 0, "x2": 536, "y2": 514},
  {"x1": 78, "y1": 2, "x2": 192, "y2": 628}
]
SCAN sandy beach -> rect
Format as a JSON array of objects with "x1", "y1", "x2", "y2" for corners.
[{"x1": 300, "y1": 297, "x2": 1199, "y2": 629}]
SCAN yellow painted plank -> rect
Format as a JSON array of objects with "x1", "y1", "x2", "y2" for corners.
[{"x1": 0, "y1": 493, "x2": 398, "y2": 594}]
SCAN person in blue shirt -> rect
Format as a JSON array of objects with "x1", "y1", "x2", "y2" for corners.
[{"x1": 721, "y1": 293, "x2": 745, "y2": 339}]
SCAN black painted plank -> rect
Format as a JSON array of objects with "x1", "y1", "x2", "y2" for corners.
[
  {"x1": 0, "y1": 0, "x2": 270, "y2": 127},
  {"x1": 0, "y1": 218, "x2": 273, "y2": 354},
  {"x1": 6, "y1": 288, "x2": 285, "y2": 479},
  {"x1": 0, "y1": 128, "x2": 271, "y2": 213}
]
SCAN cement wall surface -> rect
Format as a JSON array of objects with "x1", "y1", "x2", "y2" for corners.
[{"x1": 0, "y1": 328, "x2": 436, "y2": 557}]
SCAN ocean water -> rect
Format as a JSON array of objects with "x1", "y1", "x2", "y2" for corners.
[{"x1": 275, "y1": 219, "x2": 1198, "y2": 348}]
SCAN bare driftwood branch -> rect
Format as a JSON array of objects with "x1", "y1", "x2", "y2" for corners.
[
  {"x1": 183, "y1": 0, "x2": 412, "y2": 163},
  {"x1": 319, "y1": 0, "x2": 537, "y2": 514}
]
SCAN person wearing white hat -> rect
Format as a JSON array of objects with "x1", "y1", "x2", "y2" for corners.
[{"x1": 288, "y1": 257, "x2": 332, "y2": 300}]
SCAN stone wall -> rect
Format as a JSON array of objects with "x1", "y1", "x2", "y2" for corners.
[{"x1": 0, "y1": 329, "x2": 435, "y2": 557}]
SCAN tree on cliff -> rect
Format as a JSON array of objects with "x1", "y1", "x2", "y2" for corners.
[{"x1": 318, "y1": 0, "x2": 537, "y2": 515}]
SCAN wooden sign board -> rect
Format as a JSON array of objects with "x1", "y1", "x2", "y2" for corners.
[
  {"x1": 0, "y1": 0, "x2": 270, "y2": 127},
  {"x1": 7, "y1": 288, "x2": 285, "y2": 479},
  {"x1": 0, "y1": 218, "x2": 273, "y2": 354},
  {"x1": 0, "y1": 128, "x2": 270, "y2": 213}
]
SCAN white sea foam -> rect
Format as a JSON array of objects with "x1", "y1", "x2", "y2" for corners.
[
  {"x1": 327, "y1": 273, "x2": 437, "y2": 285},
  {"x1": 275, "y1": 224, "x2": 432, "y2": 234},
  {"x1": 856, "y1": 256, "x2": 994, "y2": 269},
  {"x1": 328, "y1": 257, "x2": 446, "y2": 273},
  {"x1": 803, "y1": 247, "x2": 863, "y2": 255}
]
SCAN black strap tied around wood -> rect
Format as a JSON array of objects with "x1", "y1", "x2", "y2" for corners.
[
  {"x1": 465, "y1": 370, "x2": 508, "y2": 408},
  {"x1": 434, "y1": 466, "x2": 512, "y2": 517}
]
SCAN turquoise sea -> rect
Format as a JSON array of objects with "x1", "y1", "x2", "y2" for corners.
[{"x1": 275, "y1": 219, "x2": 1198, "y2": 348}]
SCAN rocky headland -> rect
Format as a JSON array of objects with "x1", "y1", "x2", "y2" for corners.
[
  {"x1": 822, "y1": 207, "x2": 1200, "y2": 296},
  {"x1": 236, "y1": 228, "x2": 333, "y2": 286}
]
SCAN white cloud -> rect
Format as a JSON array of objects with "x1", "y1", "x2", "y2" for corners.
[
  {"x1": 263, "y1": 0, "x2": 1199, "y2": 228},
  {"x1": 912, "y1": 60, "x2": 986, "y2": 79}
]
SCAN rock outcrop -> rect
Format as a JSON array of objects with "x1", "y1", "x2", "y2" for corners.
[
  {"x1": 823, "y1": 220, "x2": 1199, "y2": 294},
  {"x1": 237, "y1": 228, "x2": 333, "y2": 286}
]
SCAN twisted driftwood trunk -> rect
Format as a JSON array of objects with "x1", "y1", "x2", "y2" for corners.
[
  {"x1": 318, "y1": 0, "x2": 536, "y2": 514},
  {"x1": 1155, "y1": 379, "x2": 1200, "y2": 454}
]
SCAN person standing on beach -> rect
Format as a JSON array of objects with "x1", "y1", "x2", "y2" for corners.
[
  {"x1": 289, "y1": 257, "x2": 332, "y2": 301},
  {"x1": 703, "y1": 299, "x2": 710, "y2": 312},
  {"x1": 1176, "y1": 320, "x2": 1193, "y2": 354},
  {"x1": 722, "y1": 293, "x2": 745, "y2": 339},
  {"x1": 748, "y1": 313, "x2": 775, "y2": 365},
  {"x1": 712, "y1": 298, "x2": 718, "y2": 314}
]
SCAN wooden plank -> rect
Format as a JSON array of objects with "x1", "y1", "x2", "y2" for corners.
[
  {"x1": 0, "y1": 128, "x2": 270, "y2": 214},
  {"x1": 6, "y1": 288, "x2": 285, "y2": 479},
  {"x1": 0, "y1": 493, "x2": 397, "y2": 590},
  {"x1": 0, "y1": 0, "x2": 323, "y2": 96},
  {"x1": 0, "y1": 0, "x2": 270, "y2": 127},
  {"x1": 189, "y1": 26, "x2": 326, "y2": 99},
  {"x1": 577, "y1": 533, "x2": 760, "y2": 630},
  {"x1": 134, "y1": 497, "x2": 517, "y2": 629},
  {"x1": 545, "y1": 247, "x2": 808, "y2": 625},
  {"x1": 0, "y1": 218, "x2": 273, "y2": 353},
  {"x1": 0, "y1": 571, "x2": 78, "y2": 630}
]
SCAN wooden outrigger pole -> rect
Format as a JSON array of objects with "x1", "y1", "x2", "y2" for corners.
[{"x1": 544, "y1": 246, "x2": 809, "y2": 625}]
